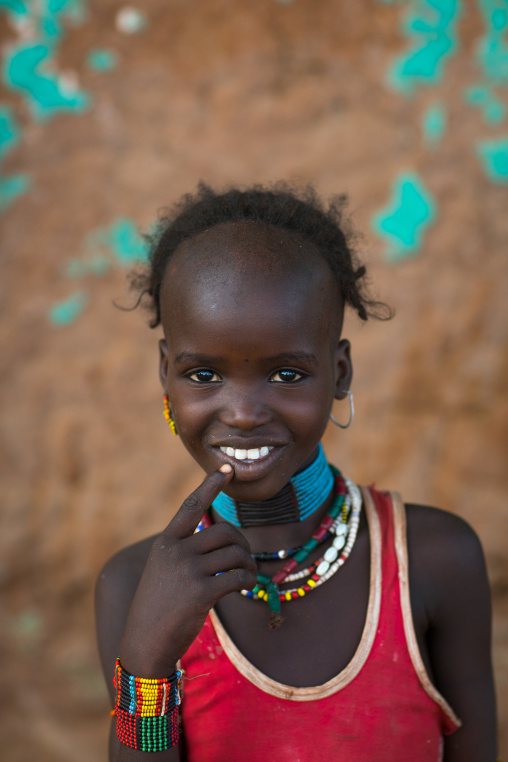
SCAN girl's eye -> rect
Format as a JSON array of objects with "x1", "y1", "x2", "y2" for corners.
[
  {"x1": 270, "y1": 369, "x2": 304, "y2": 383},
  {"x1": 188, "y1": 369, "x2": 221, "y2": 383}
]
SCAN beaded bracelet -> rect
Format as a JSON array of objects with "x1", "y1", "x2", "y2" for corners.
[{"x1": 113, "y1": 658, "x2": 183, "y2": 753}]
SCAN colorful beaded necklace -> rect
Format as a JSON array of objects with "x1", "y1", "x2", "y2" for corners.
[
  {"x1": 245, "y1": 477, "x2": 362, "y2": 622},
  {"x1": 251, "y1": 520, "x2": 339, "y2": 561},
  {"x1": 197, "y1": 466, "x2": 363, "y2": 628},
  {"x1": 240, "y1": 472, "x2": 361, "y2": 627}
]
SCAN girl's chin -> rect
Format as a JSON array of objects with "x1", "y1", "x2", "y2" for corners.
[{"x1": 209, "y1": 444, "x2": 289, "y2": 489}]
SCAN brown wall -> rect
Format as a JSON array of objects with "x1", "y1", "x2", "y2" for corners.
[{"x1": 1, "y1": 1, "x2": 507, "y2": 758}]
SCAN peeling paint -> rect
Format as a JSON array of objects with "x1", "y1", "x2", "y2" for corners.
[
  {"x1": 476, "y1": 0, "x2": 508, "y2": 85},
  {"x1": 86, "y1": 48, "x2": 118, "y2": 72},
  {"x1": 476, "y1": 136, "x2": 508, "y2": 181},
  {"x1": 1, "y1": 0, "x2": 90, "y2": 121},
  {"x1": 466, "y1": 0, "x2": 508, "y2": 124},
  {"x1": 0, "y1": 106, "x2": 30, "y2": 212},
  {"x1": 422, "y1": 101, "x2": 446, "y2": 146},
  {"x1": 49, "y1": 290, "x2": 88, "y2": 325},
  {"x1": 464, "y1": 83, "x2": 505, "y2": 123},
  {"x1": 5, "y1": 43, "x2": 89, "y2": 119},
  {"x1": 387, "y1": 0, "x2": 461, "y2": 94},
  {"x1": 54, "y1": 218, "x2": 148, "y2": 325},
  {"x1": 372, "y1": 173, "x2": 436, "y2": 261},
  {"x1": 83, "y1": 218, "x2": 149, "y2": 267}
]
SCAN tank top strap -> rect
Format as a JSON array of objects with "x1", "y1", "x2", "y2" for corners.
[{"x1": 364, "y1": 485, "x2": 461, "y2": 732}]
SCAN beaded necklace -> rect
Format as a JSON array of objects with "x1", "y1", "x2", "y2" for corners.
[
  {"x1": 197, "y1": 466, "x2": 363, "y2": 628},
  {"x1": 211, "y1": 443, "x2": 333, "y2": 527},
  {"x1": 244, "y1": 477, "x2": 362, "y2": 625}
]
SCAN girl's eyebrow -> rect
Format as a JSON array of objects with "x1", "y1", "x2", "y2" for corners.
[
  {"x1": 264, "y1": 352, "x2": 318, "y2": 366},
  {"x1": 173, "y1": 351, "x2": 318, "y2": 366},
  {"x1": 174, "y1": 352, "x2": 223, "y2": 365}
]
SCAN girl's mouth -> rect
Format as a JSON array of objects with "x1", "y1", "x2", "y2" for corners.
[{"x1": 218, "y1": 445, "x2": 274, "y2": 462}]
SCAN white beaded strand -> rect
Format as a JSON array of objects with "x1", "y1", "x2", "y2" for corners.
[
  {"x1": 240, "y1": 476, "x2": 363, "y2": 602},
  {"x1": 284, "y1": 503, "x2": 352, "y2": 583}
]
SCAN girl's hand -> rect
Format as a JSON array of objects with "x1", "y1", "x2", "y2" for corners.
[{"x1": 119, "y1": 465, "x2": 256, "y2": 678}]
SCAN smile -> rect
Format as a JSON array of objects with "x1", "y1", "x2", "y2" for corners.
[{"x1": 219, "y1": 445, "x2": 274, "y2": 461}]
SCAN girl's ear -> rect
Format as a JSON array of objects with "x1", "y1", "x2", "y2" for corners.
[
  {"x1": 334, "y1": 338, "x2": 353, "y2": 400},
  {"x1": 159, "y1": 339, "x2": 169, "y2": 391}
]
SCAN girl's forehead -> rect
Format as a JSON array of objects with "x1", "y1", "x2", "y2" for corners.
[
  {"x1": 160, "y1": 222, "x2": 343, "y2": 340},
  {"x1": 163, "y1": 221, "x2": 331, "y2": 292}
]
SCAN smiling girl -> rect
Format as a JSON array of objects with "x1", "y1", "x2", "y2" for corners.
[{"x1": 95, "y1": 184, "x2": 497, "y2": 761}]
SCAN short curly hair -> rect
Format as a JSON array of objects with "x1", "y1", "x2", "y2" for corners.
[{"x1": 130, "y1": 182, "x2": 391, "y2": 327}]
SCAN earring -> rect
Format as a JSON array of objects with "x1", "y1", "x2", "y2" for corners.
[
  {"x1": 329, "y1": 390, "x2": 354, "y2": 429},
  {"x1": 163, "y1": 394, "x2": 178, "y2": 436}
]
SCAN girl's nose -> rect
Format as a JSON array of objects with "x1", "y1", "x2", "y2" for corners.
[{"x1": 219, "y1": 389, "x2": 271, "y2": 430}]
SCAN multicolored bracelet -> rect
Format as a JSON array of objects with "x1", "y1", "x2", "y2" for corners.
[{"x1": 112, "y1": 658, "x2": 184, "y2": 752}]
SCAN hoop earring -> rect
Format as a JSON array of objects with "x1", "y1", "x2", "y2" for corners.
[
  {"x1": 163, "y1": 394, "x2": 178, "y2": 436},
  {"x1": 329, "y1": 390, "x2": 354, "y2": 429}
]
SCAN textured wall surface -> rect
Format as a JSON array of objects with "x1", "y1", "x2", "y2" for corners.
[{"x1": 1, "y1": 0, "x2": 507, "y2": 758}]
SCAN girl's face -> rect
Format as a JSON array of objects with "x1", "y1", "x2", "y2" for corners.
[{"x1": 159, "y1": 223, "x2": 352, "y2": 503}]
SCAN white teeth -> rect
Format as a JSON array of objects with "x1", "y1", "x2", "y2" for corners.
[{"x1": 219, "y1": 445, "x2": 275, "y2": 461}]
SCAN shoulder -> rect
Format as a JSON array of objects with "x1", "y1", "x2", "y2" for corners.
[
  {"x1": 403, "y1": 502, "x2": 489, "y2": 619},
  {"x1": 95, "y1": 535, "x2": 157, "y2": 703},
  {"x1": 402, "y1": 503, "x2": 496, "y2": 757},
  {"x1": 404, "y1": 502, "x2": 486, "y2": 568}
]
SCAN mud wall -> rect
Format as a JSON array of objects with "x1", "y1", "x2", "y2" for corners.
[{"x1": 1, "y1": 1, "x2": 507, "y2": 758}]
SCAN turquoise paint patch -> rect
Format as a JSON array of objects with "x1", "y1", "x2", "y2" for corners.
[
  {"x1": 387, "y1": 0, "x2": 461, "y2": 94},
  {"x1": 55, "y1": 217, "x2": 147, "y2": 326},
  {"x1": 86, "y1": 48, "x2": 118, "y2": 72},
  {"x1": 467, "y1": 1, "x2": 508, "y2": 124},
  {"x1": 0, "y1": 105, "x2": 21, "y2": 157},
  {"x1": 464, "y1": 83, "x2": 506, "y2": 123},
  {"x1": 0, "y1": 172, "x2": 30, "y2": 212},
  {"x1": 0, "y1": 106, "x2": 30, "y2": 212},
  {"x1": 477, "y1": 136, "x2": 508, "y2": 181},
  {"x1": 0, "y1": 0, "x2": 27, "y2": 17},
  {"x1": 476, "y1": 0, "x2": 508, "y2": 84},
  {"x1": 84, "y1": 218, "x2": 149, "y2": 266},
  {"x1": 4, "y1": 43, "x2": 89, "y2": 120},
  {"x1": 422, "y1": 102, "x2": 447, "y2": 145},
  {"x1": 49, "y1": 290, "x2": 88, "y2": 325},
  {"x1": 372, "y1": 173, "x2": 436, "y2": 261},
  {"x1": 1, "y1": 0, "x2": 90, "y2": 121}
]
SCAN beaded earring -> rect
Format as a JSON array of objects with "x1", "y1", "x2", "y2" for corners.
[{"x1": 163, "y1": 394, "x2": 178, "y2": 436}]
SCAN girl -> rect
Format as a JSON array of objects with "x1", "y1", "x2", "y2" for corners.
[{"x1": 95, "y1": 184, "x2": 497, "y2": 761}]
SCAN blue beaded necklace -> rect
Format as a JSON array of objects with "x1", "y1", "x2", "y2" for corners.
[{"x1": 212, "y1": 443, "x2": 333, "y2": 527}]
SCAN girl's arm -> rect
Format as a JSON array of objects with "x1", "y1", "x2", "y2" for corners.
[
  {"x1": 406, "y1": 505, "x2": 497, "y2": 762},
  {"x1": 96, "y1": 539, "x2": 182, "y2": 761},
  {"x1": 95, "y1": 467, "x2": 256, "y2": 761}
]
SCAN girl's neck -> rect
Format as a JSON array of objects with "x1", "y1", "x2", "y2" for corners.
[
  {"x1": 209, "y1": 444, "x2": 336, "y2": 552},
  {"x1": 218, "y1": 487, "x2": 336, "y2": 554}
]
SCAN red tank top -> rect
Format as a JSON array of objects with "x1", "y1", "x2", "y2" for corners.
[{"x1": 180, "y1": 487, "x2": 461, "y2": 761}]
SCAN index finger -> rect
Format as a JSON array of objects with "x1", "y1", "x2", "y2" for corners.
[{"x1": 164, "y1": 464, "x2": 234, "y2": 539}]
